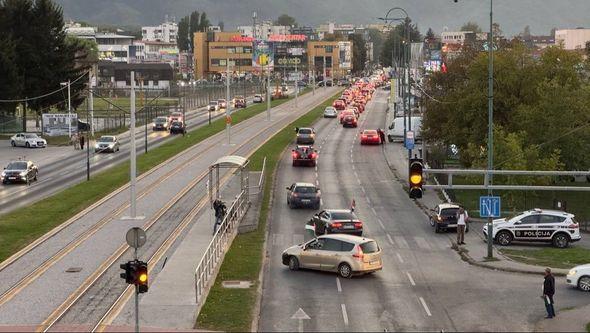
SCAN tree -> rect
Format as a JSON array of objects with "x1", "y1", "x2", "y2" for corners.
[
  {"x1": 425, "y1": 27, "x2": 435, "y2": 41},
  {"x1": 460, "y1": 21, "x2": 482, "y2": 33},
  {"x1": 379, "y1": 19, "x2": 422, "y2": 67},
  {"x1": 0, "y1": 36, "x2": 22, "y2": 115},
  {"x1": 198, "y1": 12, "x2": 210, "y2": 32},
  {"x1": 177, "y1": 16, "x2": 189, "y2": 51},
  {"x1": 275, "y1": 14, "x2": 297, "y2": 27},
  {"x1": 348, "y1": 33, "x2": 366, "y2": 74},
  {"x1": 367, "y1": 29, "x2": 384, "y2": 65}
]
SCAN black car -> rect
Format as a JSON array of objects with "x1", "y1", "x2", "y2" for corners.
[
  {"x1": 169, "y1": 121, "x2": 186, "y2": 135},
  {"x1": 429, "y1": 203, "x2": 470, "y2": 233},
  {"x1": 1, "y1": 160, "x2": 38, "y2": 185},
  {"x1": 286, "y1": 182, "x2": 321, "y2": 209},
  {"x1": 311, "y1": 209, "x2": 363, "y2": 236}
]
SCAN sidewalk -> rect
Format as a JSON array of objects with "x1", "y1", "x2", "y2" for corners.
[{"x1": 534, "y1": 303, "x2": 590, "y2": 332}]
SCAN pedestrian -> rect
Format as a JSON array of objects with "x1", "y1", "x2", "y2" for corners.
[
  {"x1": 72, "y1": 133, "x2": 79, "y2": 150},
  {"x1": 213, "y1": 199, "x2": 226, "y2": 235},
  {"x1": 79, "y1": 133, "x2": 85, "y2": 150},
  {"x1": 378, "y1": 128, "x2": 386, "y2": 145},
  {"x1": 456, "y1": 207, "x2": 469, "y2": 245},
  {"x1": 542, "y1": 267, "x2": 556, "y2": 319}
]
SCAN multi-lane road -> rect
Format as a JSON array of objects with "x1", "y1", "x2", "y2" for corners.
[{"x1": 259, "y1": 90, "x2": 589, "y2": 332}]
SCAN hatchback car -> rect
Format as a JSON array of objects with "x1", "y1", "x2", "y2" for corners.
[
  {"x1": 567, "y1": 264, "x2": 590, "y2": 292},
  {"x1": 218, "y1": 99, "x2": 227, "y2": 109},
  {"x1": 333, "y1": 99, "x2": 346, "y2": 111},
  {"x1": 94, "y1": 136, "x2": 120, "y2": 153},
  {"x1": 169, "y1": 121, "x2": 186, "y2": 135},
  {"x1": 360, "y1": 130, "x2": 381, "y2": 145},
  {"x1": 292, "y1": 145, "x2": 318, "y2": 167},
  {"x1": 310, "y1": 209, "x2": 363, "y2": 236},
  {"x1": 296, "y1": 127, "x2": 316, "y2": 144},
  {"x1": 1, "y1": 160, "x2": 38, "y2": 185},
  {"x1": 429, "y1": 203, "x2": 469, "y2": 233},
  {"x1": 233, "y1": 96, "x2": 246, "y2": 108},
  {"x1": 282, "y1": 234, "x2": 382, "y2": 278},
  {"x1": 483, "y1": 208, "x2": 581, "y2": 248},
  {"x1": 342, "y1": 115, "x2": 358, "y2": 128},
  {"x1": 10, "y1": 133, "x2": 47, "y2": 148},
  {"x1": 323, "y1": 107, "x2": 338, "y2": 118},
  {"x1": 286, "y1": 182, "x2": 321, "y2": 209},
  {"x1": 152, "y1": 116, "x2": 169, "y2": 131}
]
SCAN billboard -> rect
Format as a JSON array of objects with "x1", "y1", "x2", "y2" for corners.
[
  {"x1": 42, "y1": 113, "x2": 78, "y2": 136},
  {"x1": 253, "y1": 40, "x2": 274, "y2": 71},
  {"x1": 338, "y1": 41, "x2": 352, "y2": 69}
]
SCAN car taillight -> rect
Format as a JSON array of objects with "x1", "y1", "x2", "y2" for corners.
[
  {"x1": 568, "y1": 224, "x2": 579, "y2": 229},
  {"x1": 354, "y1": 222, "x2": 363, "y2": 229},
  {"x1": 310, "y1": 153, "x2": 317, "y2": 159},
  {"x1": 292, "y1": 152, "x2": 299, "y2": 158},
  {"x1": 352, "y1": 245, "x2": 364, "y2": 260},
  {"x1": 332, "y1": 222, "x2": 342, "y2": 228}
]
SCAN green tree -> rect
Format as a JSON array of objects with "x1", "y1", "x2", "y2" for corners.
[
  {"x1": 379, "y1": 19, "x2": 422, "y2": 67},
  {"x1": 348, "y1": 33, "x2": 366, "y2": 74},
  {"x1": 0, "y1": 36, "x2": 22, "y2": 115},
  {"x1": 189, "y1": 11, "x2": 200, "y2": 50},
  {"x1": 275, "y1": 14, "x2": 297, "y2": 27},
  {"x1": 367, "y1": 29, "x2": 384, "y2": 65},
  {"x1": 460, "y1": 21, "x2": 482, "y2": 33},
  {"x1": 198, "y1": 12, "x2": 210, "y2": 32},
  {"x1": 425, "y1": 27, "x2": 435, "y2": 41},
  {"x1": 177, "y1": 16, "x2": 189, "y2": 51}
]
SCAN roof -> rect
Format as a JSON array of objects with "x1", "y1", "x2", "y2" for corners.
[
  {"x1": 294, "y1": 182, "x2": 316, "y2": 187},
  {"x1": 212, "y1": 155, "x2": 249, "y2": 168},
  {"x1": 437, "y1": 203, "x2": 461, "y2": 209},
  {"x1": 319, "y1": 234, "x2": 374, "y2": 244}
]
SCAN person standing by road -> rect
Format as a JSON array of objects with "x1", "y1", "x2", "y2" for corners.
[
  {"x1": 213, "y1": 199, "x2": 227, "y2": 235},
  {"x1": 456, "y1": 207, "x2": 468, "y2": 245},
  {"x1": 542, "y1": 268, "x2": 556, "y2": 319},
  {"x1": 79, "y1": 133, "x2": 85, "y2": 150},
  {"x1": 378, "y1": 128, "x2": 386, "y2": 145}
]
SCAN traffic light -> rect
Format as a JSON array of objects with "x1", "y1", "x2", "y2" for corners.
[
  {"x1": 120, "y1": 261, "x2": 135, "y2": 284},
  {"x1": 409, "y1": 158, "x2": 424, "y2": 199},
  {"x1": 136, "y1": 261, "x2": 148, "y2": 293}
]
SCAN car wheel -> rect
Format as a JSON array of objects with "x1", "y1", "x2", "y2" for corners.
[
  {"x1": 11, "y1": 141, "x2": 15, "y2": 147},
  {"x1": 496, "y1": 230, "x2": 513, "y2": 246},
  {"x1": 434, "y1": 224, "x2": 441, "y2": 233},
  {"x1": 429, "y1": 218, "x2": 435, "y2": 227},
  {"x1": 288, "y1": 256, "x2": 300, "y2": 271},
  {"x1": 338, "y1": 263, "x2": 352, "y2": 279},
  {"x1": 25, "y1": 142, "x2": 30, "y2": 148},
  {"x1": 578, "y1": 276, "x2": 590, "y2": 292},
  {"x1": 388, "y1": 135, "x2": 393, "y2": 143},
  {"x1": 33, "y1": 172, "x2": 37, "y2": 181},
  {"x1": 552, "y1": 233, "x2": 570, "y2": 249}
]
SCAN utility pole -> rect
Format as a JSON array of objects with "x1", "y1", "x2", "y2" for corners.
[
  {"x1": 68, "y1": 80, "x2": 71, "y2": 138},
  {"x1": 226, "y1": 58, "x2": 231, "y2": 144},
  {"x1": 322, "y1": 55, "x2": 326, "y2": 89},
  {"x1": 407, "y1": 20, "x2": 412, "y2": 160},
  {"x1": 295, "y1": 62, "x2": 298, "y2": 107},
  {"x1": 486, "y1": 0, "x2": 495, "y2": 259},
  {"x1": 89, "y1": 67, "x2": 95, "y2": 137},
  {"x1": 130, "y1": 71, "x2": 138, "y2": 218}
]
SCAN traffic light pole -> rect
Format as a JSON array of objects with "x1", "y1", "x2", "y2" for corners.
[{"x1": 134, "y1": 246, "x2": 139, "y2": 333}]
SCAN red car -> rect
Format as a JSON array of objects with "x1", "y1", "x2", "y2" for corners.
[
  {"x1": 333, "y1": 99, "x2": 346, "y2": 111},
  {"x1": 292, "y1": 145, "x2": 318, "y2": 167},
  {"x1": 339, "y1": 110, "x2": 356, "y2": 124},
  {"x1": 360, "y1": 130, "x2": 381, "y2": 145},
  {"x1": 342, "y1": 115, "x2": 358, "y2": 128}
]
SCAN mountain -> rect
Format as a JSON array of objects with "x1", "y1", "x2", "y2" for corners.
[{"x1": 54, "y1": 0, "x2": 590, "y2": 37}]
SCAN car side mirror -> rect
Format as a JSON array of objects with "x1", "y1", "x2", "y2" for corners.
[
  {"x1": 388, "y1": 125, "x2": 393, "y2": 130},
  {"x1": 286, "y1": 187, "x2": 290, "y2": 190},
  {"x1": 316, "y1": 188, "x2": 320, "y2": 193}
]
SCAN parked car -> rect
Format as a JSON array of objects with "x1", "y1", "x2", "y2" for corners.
[
  {"x1": 169, "y1": 121, "x2": 186, "y2": 135},
  {"x1": 296, "y1": 127, "x2": 316, "y2": 144},
  {"x1": 282, "y1": 234, "x2": 382, "y2": 278},
  {"x1": 94, "y1": 135, "x2": 120, "y2": 153},
  {"x1": 253, "y1": 94, "x2": 264, "y2": 103},
  {"x1": 567, "y1": 264, "x2": 590, "y2": 292},
  {"x1": 10, "y1": 133, "x2": 47, "y2": 148},
  {"x1": 387, "y1": 116, "x2": 422, "y2": 142},
  {"x1": 323, "y1": 106, "x2": 338, "y2": 118},
  {"x1": 152, "y1": 116, "x2": 169, "y2": 131},
  {"x1": 483, "y1": 208, "x2": 581, "y2": 248},
  {"x1": 429, "y1": 203, "x2": 469, "y2": 233},
  {"x1": 1, "y1": 160, "x2": 38, "y2": 185},
  {"x1": 286, "y1": 182, "x2": 321, "y2": 209},
  {"x1": 292, "y1": 145, "x2": 318, "y2": 167},
  {"x1": 208, "y1": 101, "x2": 220, "y2": 111},
  {"x1": 310, "y1": 209, "x2": 363, "y2": 236}
]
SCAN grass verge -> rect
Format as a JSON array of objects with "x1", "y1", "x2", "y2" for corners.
[
  {"x1": 586, "y1": 321, "x2": 590, "y2": 333},
  {"x1": 195, "y1": 91, "x2": 341, "y2": 332},
  {"x1": 500, "y1": 247, "x2": 590, "y2": 269},
  {"x1": 0, "y1": 91, "x2": 310, "y2": 263}
]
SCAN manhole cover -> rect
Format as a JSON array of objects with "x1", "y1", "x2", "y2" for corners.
[
  {"x1": 222, "y1": 280, "x2": 252, "y2": 289},
  {"x1": 66, "y1": 267, "x2": 83, "y2": 273}
]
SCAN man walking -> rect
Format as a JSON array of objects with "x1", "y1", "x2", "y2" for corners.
[
  {"x1": 456, "y1": 207, "x2": 468, "y2": 245},
  {"x1": 79, "y1": 134, "x2": 85, "y2": 150},
  {"x1": 213, "y1": 199, "x2": 226, "y2": 235},
  {"x1": 542, "y1": 268, "x2": 556, "y2": 318}
]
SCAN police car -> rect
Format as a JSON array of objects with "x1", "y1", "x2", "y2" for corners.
[{"x1": 483, "y1": 208, "x2": 581, "y2": 248}]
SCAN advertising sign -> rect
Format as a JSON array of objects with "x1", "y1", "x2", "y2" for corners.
[
  {"x1": 253, "y1": 40, "x2": 274, "y2": 71},
  {"x1": 338, "y1": 41, "x2": 352, "y2": 69},
  {"x1": 42, "y1": 113, "x2": 78, "y2": 137}
]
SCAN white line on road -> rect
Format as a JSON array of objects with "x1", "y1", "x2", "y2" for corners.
[
  {"x1": 316, "y1": 180, "x2": 319, "y2": 186},
  {"x1": 341, "y1": 304, "x2": 349, "y2": 326},
  {"x1": 315, "y1": 172, "x2": 318, "y2": 178},
  {"x1": 419, "y1": 297, "x2": 432, "y2": 317},
  {"x1": 387, "y1": 234, "x2": 395, "y2": 245},
  {"x1": 371, "y1": 206, "x2": 377, "y2": 215},
  {"x1": 406, "y1": 272, "x2": 416, "y2": 286},
  {"x1": 315, "y1": 166, "x2": 318, "y2": 171},
  {"x1": 377, "y1": 219, "x2": 385, "y2": 229},
  {"x1": 396, "y1": 253, "x2": 404, "y2": 263},
  {"x1": 336, "y1": 277, "x2": 342, "y2": 293}
]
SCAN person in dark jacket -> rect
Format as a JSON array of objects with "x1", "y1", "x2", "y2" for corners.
[
  {"x1": 542, "y1": 267, "x2": 556, "y2": 318},
  {"x1": 377, "y1": 128, "x2": 386, "y2": 145}
]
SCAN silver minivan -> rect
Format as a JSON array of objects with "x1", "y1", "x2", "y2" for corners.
[{"x1": 282, "y1": 234, "x2": 382, "y2": 278}]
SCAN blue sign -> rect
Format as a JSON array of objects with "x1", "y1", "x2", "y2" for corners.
[
  {"x1": 479, "y1": 196, "x2": 501, "y2": 218},
  {"x1": 405, "y1": 131, "x2": 415, "y2": 150}
]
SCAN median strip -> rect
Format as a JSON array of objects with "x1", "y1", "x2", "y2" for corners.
[
  {"x1": 195, "y1": 91, "x2": 341, "y2": 332},
  {"x1": 0, "y1": 90, "x2": 309, "y2": 263}
]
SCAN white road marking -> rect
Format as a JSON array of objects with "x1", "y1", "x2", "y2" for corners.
[
  {"x1": 387, "y1": 234, "x2": 395, "y2": 245},
  {"x1": 370, "y1": 206, "x2": 377, "y2": 215},
  {"x1": 377, "y1": 219, "x2": 385, "y2": 229},
  {"x1": 414, "y1": 237, "x2": 431, "y2": 250},
  {"x1": 406, "y1": 272, "x2": 416, "y2": 286},
  {"x1": 341, "y1": 304, "x2": 349, "y2": 326},
  {"x1": 315, "y1": 166, "x2": 318, "y2": 171},
  {"x1": 316, "y1": 180, "x2": 319, "y2": 186},
  {"x1": 320, "y1": 199, "x2": 323, "y2": 206},
  {"x1": 315, "y1": 172, "x2": 318, "y2": 178},
  {"x1": 394, "y1": 236, "x2": 409, "y2": 249},
  {"x1": 419, "y1": 297, "x2": 432, "y2": 317},
  {"x1": 356, "y1": 178, "x2": 361, "y2": 185},
  {"x1": 366, "y1": 197, "x2": 371, "y2": 205},
  {"x1": 336, "y1": 277, "x2": 342, "y2": 293},
  {"x1": 396, "y1": 253, "x2": 404, "y2": 263}
]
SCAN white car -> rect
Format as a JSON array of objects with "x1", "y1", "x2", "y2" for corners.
[
  {"x1": 10, "y1": 133, "x2": 47, "y2": 148},
  {"x1": 208, "y1": 101, "x2": 219, "y2": 111},
  {"x1": 323, "y1": 107, "x2": 338, "y2": 118},
  {"x1": 566, "y1": 264, "x2": 590, "y2": 292},
  {"x1": 483, "y1": 208, "x2": 581, "y2": 248},
  {"x1": 253, "y1": 94, "x2": 263, "y2": 103}
]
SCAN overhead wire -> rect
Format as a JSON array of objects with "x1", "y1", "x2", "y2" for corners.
[{"x1": 0, "y1": 70, "x2": 90, "y2": 103}]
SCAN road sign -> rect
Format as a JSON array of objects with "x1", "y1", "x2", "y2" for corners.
[
  {"x1": 405, "y1": 131, "x2": 415, "y2": 150},
  {"x1": 479, "y1": 196, "x2": 501, "y2": 218},
  {"x1": 126, "y1": 227, "x2": 147, "y2": 249}
]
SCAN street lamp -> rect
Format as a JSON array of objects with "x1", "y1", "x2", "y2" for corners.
[
  {"x1": 453, "y1": 0, "x2": 494, "y2": 259},
  {"x1": 60, "y1": 80, "x2": 72, "y2": 138}
]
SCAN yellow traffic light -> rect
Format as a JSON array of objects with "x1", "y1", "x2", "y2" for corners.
[
  {"x1": 410, "y1": 174, "x2": 422, "y2": 185},
  {"x1": 139, "y1": 273, "x2": 147, "y2": 283}
]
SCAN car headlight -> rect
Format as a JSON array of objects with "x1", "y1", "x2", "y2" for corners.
[
  {"x1": 568, "y1": 269, "x2": 576, "y2": 276},
  {"x1": 108, "y1": 143, "x2": 115, "y2": 147},
  {"x1": 1, "y1": 171, "x2": 5, "y2": 177},
  {"x1": 95, "y1": 143, "x2": 100, "y2": 148},
  {"x1": 20, "y1": 171, "x2": 27, "y2": 176}
]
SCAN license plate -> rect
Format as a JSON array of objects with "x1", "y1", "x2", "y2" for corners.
[
  {"x1": 370, "y1": 260, "x2": 379, "y2": 265},
  {"x1": 343, "y1": 225, "x2": 355, "y2": 229},
  {"x1": 8, "y1": 177, "x2": 16, "y2": 180},
  {"x1": 301, "y1": 199, "x2": 310, "y2": 203}
]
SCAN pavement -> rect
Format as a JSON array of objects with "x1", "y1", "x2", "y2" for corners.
[{"x1": 258, "y1": 89, "x2": 590, "y2": 332}]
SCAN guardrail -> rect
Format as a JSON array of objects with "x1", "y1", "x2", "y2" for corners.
[{"x1": 194, "y1": 189, "x2": 249, "y2": 307}]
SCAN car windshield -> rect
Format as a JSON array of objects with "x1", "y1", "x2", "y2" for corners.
[
  {"x1": 99, "y1": 137, "x2": 114, "y2": 142},
  {"x1": 172, "y1": 122, "x2": 182, "y2": 126},
  {"x1": 360, "y1": 241, "x2": 379, "y2": 254},
  {"x1": 298, "y1": 129, "x2": 312, "y2": 134},
  {"x1": 331, "y1": 212, "x2": 355, "y2": 220},
  {"x1": 325, "y1": 107, "x2": 335, "y2": 111},
  {"x1": 25, "y1": 134, "x2": 39, "y2": 138},
  {"x1": 155, "y1": 117, "x2": 167, "y2": 123},
  {"x1": 210, "y1": 101, "x2": 218, "y2": 105},
  {"x1": 7, "y1": 162, "x2": 27, "y2": 170},
  {"x1": 295, "y1": 186, "x2": 316, "y2": 193},
  {"x1": 363, "y1": 130, "x2": 377, "y2": 135}
]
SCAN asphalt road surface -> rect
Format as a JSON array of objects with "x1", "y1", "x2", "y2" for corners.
[{"x1": 259, "y1": 90, "x2": 589, "y2": 332}]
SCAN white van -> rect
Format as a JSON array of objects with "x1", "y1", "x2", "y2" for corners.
[{"x1": 387, "y1": 116, "x2": 422, "y2": 143}]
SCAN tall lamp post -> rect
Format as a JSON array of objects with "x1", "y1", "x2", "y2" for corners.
[
  {"x1": 60, "y1": 80, "x2": 72, "y2": 138},
  {"x1": 453, "y1": 0, "x2": 494, "y2": 259}
]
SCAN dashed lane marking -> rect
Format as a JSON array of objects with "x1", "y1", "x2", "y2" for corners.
[
  {"x1": 406, "y1": 272, "x2": 416, "y2": 286},
  {"x1": 396, "y1": 253, "x2": 404, "y2": 263},
  {"x1": 394, "y1": 236, "x2": 409, "y2": 249},
  {"x1": 419, "y1": 297, "x2": 432, "y2": 317},
  {"x1": 377, "y1": 219, "x2": 385, "y2": 229},
  {"x1": 341, "y1": 304, "x2": 349, "y2": 326},
  {"x1": 387, "y1": 234, "x2": 395, "y2": 246},
  {"x1": 336, "y1": 277, "x2": 342, "y2": 293}
]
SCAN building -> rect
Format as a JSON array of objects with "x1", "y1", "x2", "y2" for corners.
[
  {"x1": 441, "y1": 31, "x2": 487, "y2": 45},
  {"x1": 143, "y1": 41, "x2": 178, "y2": 64},
  {"x1": 291, "y1": 26, "x2": 320, "y2": 41},
  {"x1": 97, "y1": 61, "x2": 174, "y2": 89},
  {"x1": 65, "y1": 23, "x2": 97, "y2": 42},
  {"x1": 142, "y1": 20, "x2": 178, "y2": 44},
  {"x1": 193, "y1": 32, "x2": 254, "y2": 79},
  {"x1": 555, "y1": 28, "x2": 590, "y2": 50},
  {"x1": 307, "y1": 40, "x2": 353, "y2": 79},
  {"x1": 96, "y1": 32, "x2": 138, "y2": 63},
  {"x1": 238, "y1": 21, "x2": 290, "y2": 40}
]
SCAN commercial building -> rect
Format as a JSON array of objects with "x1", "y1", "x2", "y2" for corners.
[
  {"x1": 96, "y1": 32, "x2": 139, "y2": 63},
  {"x1": 555, "y1": 28, "x2": 590, "y2": 50},
  {"x1": 142, "y1": 20, "x2": 178, "y2": 44},
  {"x1": 307, "y1": 40, "x2": 353, "y2": 79},
  {"x1": 193, "y1": 32, "x2": 254, "y2": 79},
  {"x1": 97, "y1": 61, "x2": 174, "y2": 89},
  {"x1": 238, "y1": 21, "x2": 290, "y2": 40},
  {"x1": 441, "y1": 31, "x2": 487, "y2": 45}
]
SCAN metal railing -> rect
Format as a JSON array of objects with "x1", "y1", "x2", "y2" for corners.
[
  {"x1": 194, "y1": 189, "x2": 249, "y2": 306},
  {"x1": 249, "y1": 157, "x2": 266, "y2": 196}
]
